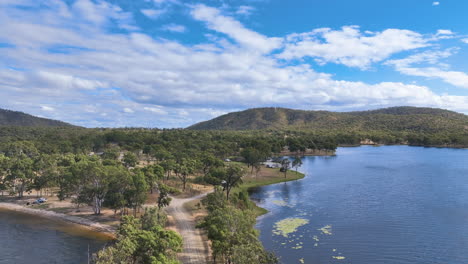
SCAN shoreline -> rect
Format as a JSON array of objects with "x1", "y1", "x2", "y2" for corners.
[
  {"x1": 0, "y1": 202, "x2": 116, "y2": 239},
  {"x1": 339, "y1": 143, "x2": 468, "y2": 149}
]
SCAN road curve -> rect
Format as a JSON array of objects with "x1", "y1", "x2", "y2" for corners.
[{"x1": 165, "y1": 193, "x2": 211, "y2": 264}]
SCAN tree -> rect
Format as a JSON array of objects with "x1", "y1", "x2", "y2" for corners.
[
  {"x1": 71, "y1": 157, "x2": 109, "y2": 215},
  {"x1": 125, "y1": 172, "x2": 149, "y2": 216},
  {"x1": 177, "y1": 158, "x2": 195, "y2": 192},
  {"x1": 142, "y1": 165, "x2": 164, "y2": 194},
  {"x1": 123, "y1": 152, "x2": 138, "y2": 168},
  {"x1": 224, "y1": 165, "x2": 244, "y2": 200},
  {"x1": 0, "y1": 154, "x2": 10, "y2": 196},
  {"x1": 292, "y1": 156, "x2": 303, "y2": 173},
  {"x1": 156, "y1": 183, "x2": 172, "y2": 220},
  {"x1": 160, "y1": 159, "x2": 176, "y2": 181},
  {"x1": 7, "y1": 154, "x2": 34, "y2": 198},
  {"x1": 208, "y1": 165, "x2": 244, "y2": 200},
  {"x1": 241, "y1": 147, "x2": 262, "y2": 172},
  {"x1": 200, "y1": 153, "x2": 223, "y2": 176},
  {"x1": 281, "y1": 158, "x2": 291, "y2": 178},
  {"x1": 104, "y1": 165, "x2": 131, "y2": 215},
  {"x1": 200, "y1": 204, "x2": 277, "y2": 264},
  {"x1": 95, "y1": 215, "x2": 182, "y2": 264}
]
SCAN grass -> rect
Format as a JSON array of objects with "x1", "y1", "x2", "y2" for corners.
[
  {"x1": 229, "y1": 162, "x2": 306, "y2": 216},
  {"x1": 239, "y1": 170, "x2": 305, "y2": 191}
]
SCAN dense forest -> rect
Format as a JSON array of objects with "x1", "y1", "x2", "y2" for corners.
[{"x1": 189, "y1": 107, "x2": 468, "y2": 147}]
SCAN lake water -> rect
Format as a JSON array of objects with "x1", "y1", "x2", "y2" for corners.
[
  {"x1": 250, "y1": 146, "x2": 468, "y2": 264},
  {"x1": 0, "y1": 209, "x2": 110, "y2": 264}
]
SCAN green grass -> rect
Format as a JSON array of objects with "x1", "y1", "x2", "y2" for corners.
[
  {"x1": 239, "y1": 170, "x2": 305, "y2": 191},
  {"x1": 229, "y1": 162, "x2": 305, "y2": 216}
]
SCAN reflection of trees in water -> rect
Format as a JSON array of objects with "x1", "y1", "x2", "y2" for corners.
[{"x1": 280, "y1": 181, "x2": 290, "y2": 201}]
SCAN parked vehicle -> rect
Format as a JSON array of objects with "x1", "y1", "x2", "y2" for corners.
[{"x1": 32, "y1": 197, "x2": 47, "y2": 204}]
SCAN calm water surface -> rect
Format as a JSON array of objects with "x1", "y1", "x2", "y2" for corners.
[
  {"x1": 0, "y1": 209, "x2": 110, "y2": 264},
  {"x1": 250, "y1": 146, "x2": 468, "y2": 264}
]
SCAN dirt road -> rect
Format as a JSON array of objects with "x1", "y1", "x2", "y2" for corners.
[{"x1": 166, "y1": 193, "x2": 211, "y2": 264}]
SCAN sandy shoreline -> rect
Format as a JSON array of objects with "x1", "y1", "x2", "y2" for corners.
[{"x1": 0, "y1": 202, "x2": 116, "y2": 238}]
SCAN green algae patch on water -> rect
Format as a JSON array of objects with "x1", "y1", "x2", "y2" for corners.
[
  {"x1": 332, "y1": 256, "x2": 346, "y2": 260},
  {"x1": 272, "y1": 200, "x2": 288, "y2": 206},
  {"x1": 273, "y1": 218, "x2": 309, "y2": 238},
  {"x1": 318, "y1": 225, "x2": 332, "y2": 235}
]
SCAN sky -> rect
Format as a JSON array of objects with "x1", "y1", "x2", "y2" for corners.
[{"x1": 1, "y1": 0, "x2": 468, "y2": 128}]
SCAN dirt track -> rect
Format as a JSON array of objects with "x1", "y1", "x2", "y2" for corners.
[{"x1": 166, "y1": 193, "x2": 211, "y2": 264}]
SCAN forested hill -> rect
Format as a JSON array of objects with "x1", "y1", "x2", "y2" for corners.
[
  {"x1": 188, "y1": 106, "x2": 468, "y2": 133},
  {"x1": 0, "y1": 108, "x2": 74, "y2": 127}
]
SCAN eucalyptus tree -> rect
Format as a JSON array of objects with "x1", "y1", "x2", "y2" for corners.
[
  {"x1": 122, "y1": 152, "x2": 137, "y2": 168},
  {"x1": 71, "y1": 156, "x2": 109, "y2": 215},
  {"x1": 141, "y1": 164, "x2": 164, "y2": 194},
  {"x1": 104, "y1": 165, "x2": 131, "y2": 215},
  {"x1": 292, "y1": 156, "x2": 303, "y2": 173},
  {"x1": 208, "y1": 165, "x2": 244, "y2": 200},
  {"x1": 125, "y1": 171, "x2": 149, "y2": 216},
  {"x1": 223, "y1": 165, "x2": 244, "y2": 200},
  {"x1": 281, "y1": 158, "x2": 291, "y2": 178},
  {"x1": 8, "y1": 154, "x2": 34, "y2": 198},
  {"x1": 0, "y1": 154, "x2": 10, "y2": 196},
  {"x1": 95, "y1": 214, "x2": 182, "y2": 264},
  {"x1": 177, "y1": 158, "x2": 196, "y2": 192},
  {"x1": 160, "y1": 159, "x2": 176, "y2": 181}
]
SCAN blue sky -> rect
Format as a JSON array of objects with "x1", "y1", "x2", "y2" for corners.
[{"x1": 1, "y1": 0, "x2": 467, "y2": 128}]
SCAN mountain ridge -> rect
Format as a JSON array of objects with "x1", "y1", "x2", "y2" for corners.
[
  {"x1": 0, "y1": 108, "x2": 74, "y2": 127},
  {"x1": 187, "y1": 106, "x2": 468, "y2": 133}
]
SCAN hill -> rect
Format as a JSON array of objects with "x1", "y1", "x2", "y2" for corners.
[
  {"x1": 0, "y1": 108, "x2": 74, "y2": 127},
  {"x1": 188, "y1": 106, "x2": 468, "y2": 134}
]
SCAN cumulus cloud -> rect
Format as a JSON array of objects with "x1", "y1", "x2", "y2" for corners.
[
  {"x1": 161, "y1": 23, "x2": 186, "y2": 33},
  {"x1": 462, "y1": 38, "x2": 468, "y2": 44},
  {"x1": 141, "y1": 8, "x2": 167, "y2": 19},
  {"x1": 41, "y1": 106, "x2": 55, "y2": 112},
  {"x1": 144, "y1": 106, "x2": 168, "y2": 115},
  {"x1": 191, "y1": 4, "x2": 282, "y2": 53},
  {"x1": 432, "y1": 1, "x2": 440, "y2": 6},
  {"x1": 0, "y1": 1, "x2": 467, "y2": 127},
  {"x1": 236, "y1": 5, "x2": 255, "y2": 16},
  {"x1": 279, "y1": 26, "x2": 428, "y2": 69},
  {"x1": 386, "y1": 49, "x2": 468, "y2": 89}
]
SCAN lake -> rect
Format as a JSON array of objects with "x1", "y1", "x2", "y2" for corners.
[
  {"x1": 250, "y1": 146, "x2": 468, "y2": 264},
  {"x1": 0, "y1": 209, "x2": 110, "y2": 264}
]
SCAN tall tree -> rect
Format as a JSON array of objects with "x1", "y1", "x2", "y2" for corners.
[
  {"x1": 125, "y1": 171, "x2": 149, "y2": 216},
  {"x1": 281, "y1": 158, "x2": 291, "y2": 178},
  {"x1": 292, "y1": 156, "x2": 303, "y2": 173},
  {"x1": 122, "y1": 152, "x2": 138, "y2": 168}
]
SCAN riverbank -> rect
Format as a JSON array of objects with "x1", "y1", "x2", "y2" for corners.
[{"x1": 0, "y1": 199, "x2": 116, "y2": 239}]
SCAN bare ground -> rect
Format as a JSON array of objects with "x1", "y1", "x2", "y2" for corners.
[{"x1": 165, "y1": 192, "x2": 212, "y2": 264}]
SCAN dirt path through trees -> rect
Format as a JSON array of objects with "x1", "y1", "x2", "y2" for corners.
[{"x1": 166, "y1": 193, "x2": 211, "y2": 264}]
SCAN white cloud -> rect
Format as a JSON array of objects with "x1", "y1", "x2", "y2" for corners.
[
  {"x1": 236, "y1": 5, "x2": 255, "y2": 16},
  {"x1": 279, "y1": 26, "x2": 428, "y2": 69},
  {"x1": 161, "y1": 23, "x2": 186, "y2": 33},
  {"x1": 41, "y1": 106, "x2": 55, "y2": 111},
  {"x1": 432, "y1": 1, "x2": 440, "y2": 6},
  {"x1": 191, "y1": 4, "x2": 282, "y2": 53},
  {"x1": 462, "y1": 38, "x2": 468, "y2": 44},
  {"x1": 436, "y1": 29, "x2": 454, "y2": 36},
  {"x1": 141, "y1": 8, "x2": 167, "y2": 19},
  {"x1": 123, "y1": 108, "x2": 134, "y2": 113},
  {"x1": 144, "y1": 106, "x2": 168, "y2": 115},
  {"x1": 386, "y1": 49, "x2": 468, "y2": 89}
]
